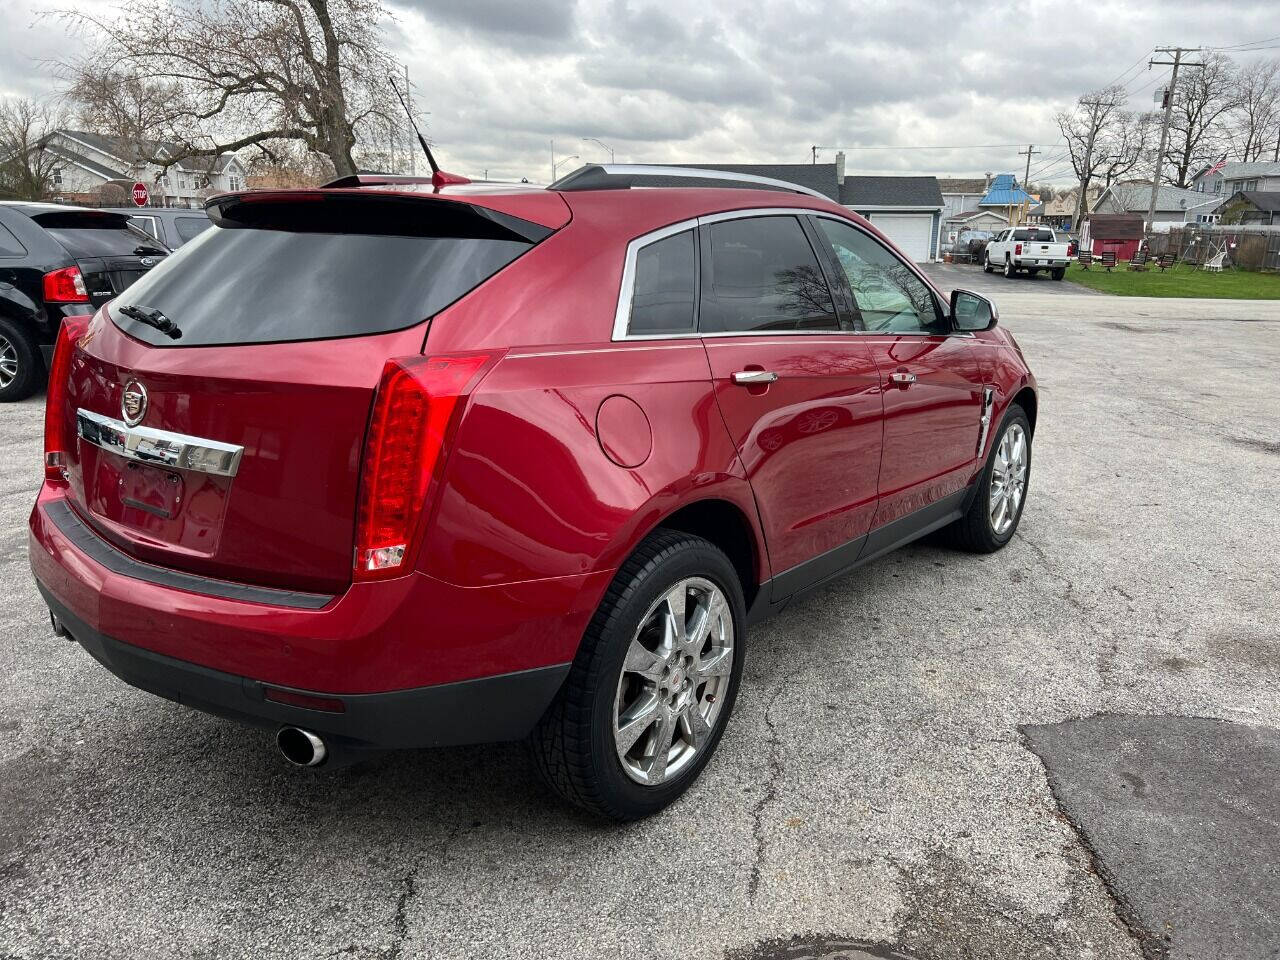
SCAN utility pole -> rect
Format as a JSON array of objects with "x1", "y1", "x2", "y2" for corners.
[
  {"x1": 811, "y1": 145, "x2": 818, "y2": 164},
  {"x1": 1145, "y1": 47, "x2": 1204, "y2": 230},
  {"x1": 1019, "y1": 144, "x2": 1040, "y2": 187}
]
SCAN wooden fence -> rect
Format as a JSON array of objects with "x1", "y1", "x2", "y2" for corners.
[{"x1": 1146, "y1": 225, "x2": 1280, "y2": 271}]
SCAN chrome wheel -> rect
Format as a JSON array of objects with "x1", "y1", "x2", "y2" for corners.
[
  {"x1": 0, "y1": 334, "x2": 17, "y2": 390},
  {"x1": 613, "y1": 577, "x2": 734, "y2": 786},
  {"x1": 989, "y1": 422, "x2": 1028, "y2": 535}
]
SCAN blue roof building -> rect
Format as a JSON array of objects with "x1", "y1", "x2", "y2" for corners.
[{"x1": 980, "y1": 173, "x2": 1034, "y2": 207}]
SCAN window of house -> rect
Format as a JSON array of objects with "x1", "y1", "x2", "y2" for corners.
[
  {"x1": 816, "y1": 218, "x2": 944, "y2": 335},
  {"x1": 52, "y1": 167, "x2": 63, "y2": 186},
  {"x1": 229, "y1": 176, "x2": 242, "y2": 191},
  {"x1": 699, "y1": 216, "x2": 838, "y2": 333},
  {"x1": 627, "y1": 230, "x2": 697, "y2": 335},
  {"x1": 1246, "y1": 180, "x2": 1258, "y2": 191},
  {"x1": 180, "y1": 178, "x2": 188, "y2": 189}
]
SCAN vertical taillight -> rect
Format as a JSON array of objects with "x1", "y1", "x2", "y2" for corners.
[
  {"x1": 353, "y1": 353, "x2": 492, "y2": 580},
  {"x1": 42, "y1": 267, "x2": 90, "y2": 304},
  {"x1": 43, "y1": 315, "x2": 91, "y2": 482},
  {"x1": 1015, "y1": 243, "x2": 1023, "y2": 256}
]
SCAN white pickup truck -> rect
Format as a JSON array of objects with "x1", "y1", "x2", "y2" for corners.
[{"x1": 983, "y1": 226, "x2": 1072, "y2": 280}]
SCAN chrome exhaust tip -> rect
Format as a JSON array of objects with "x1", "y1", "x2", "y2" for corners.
[{"x1": 276, "y1": 727, "x2": 328, "y2": 767}]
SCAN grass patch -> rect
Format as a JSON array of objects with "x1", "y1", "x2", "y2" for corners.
[{"x1": 1064, "y1": 262, "x2": 1280, "y2": 299}]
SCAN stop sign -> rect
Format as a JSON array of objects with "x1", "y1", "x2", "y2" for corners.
[{"x1": 131, "y1": 182, "x2": 149, "y2": 207}]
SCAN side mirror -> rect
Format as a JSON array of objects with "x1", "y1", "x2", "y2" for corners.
[{"x1": 950, "y1": 289, "x2": 998, "y2": 332}]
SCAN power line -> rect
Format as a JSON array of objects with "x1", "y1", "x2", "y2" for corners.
[
  {"x1": 1206, "y1": 35, "x2": 1280, "y2": 51},
  {"x1": 817, "y1": 141, "x2": 1063, "y2": 151},
  {"x1": 1101, "y1": 46, "x2": 1156, "y2": 89}
]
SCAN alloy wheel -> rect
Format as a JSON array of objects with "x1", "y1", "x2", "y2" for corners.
[
  {"x1": 0, "y1": 334, "x2": 17, "y2": 390},
  {"x1": 989, "y1": 422, "x2": 1028, "y2": 535},
  {"x1": 613, "y1": 577, "x2": 734, "y2": 786}
]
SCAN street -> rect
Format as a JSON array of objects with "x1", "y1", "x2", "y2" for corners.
[{"x1": 2, "y1": 290, "x2": 1279, "y2": 960}]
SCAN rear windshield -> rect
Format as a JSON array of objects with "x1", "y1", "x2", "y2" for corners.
[
  {"x1": 34, "y1": 211, "x2": 163, "y2": 257},
  {"x1": 174, "y1": 216, "x2": 210, "y2": 243},
  {"x1": 1012, "y1": 228, "x2": 1056, "y2": 242},
  {"x1": 110, "y1": 194, "x2": 546, "y2": 347}
]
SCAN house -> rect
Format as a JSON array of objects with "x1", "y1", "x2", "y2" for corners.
[
  {"x1": 1190, "y1": 160, "x2": 1280, "y2": 199},
  {"x1": 1032, "y1": 187, "x2": 1101, "y2": 231},
  {"x1": 838, "y1": 171, "x2": 945, "y2": 262},
  {"x1": 1083, "y1": 213, "x2": 1145, "y2": 260},
  {"x1": 977, "y1": 173, "x2": 1034, "y2": 213},
  {"x1": 938, "y1": 177, "x2": 991, "y2": 221},
  {"x1": 661, "y1": 154, "x2": 945, "y2": 261},
  {"x1": 1215, "y1": 191, "x2": 1280, "y2": 226},
  {"x1": 943, "y1": 208, "x2": 1009, "y2": 245},
  {"x1": 1091, "y1": 181, "x2": 1222, "y2": 226},
  {"x1": 36, "y1": 130, "x2": 247, "y2": 209}
]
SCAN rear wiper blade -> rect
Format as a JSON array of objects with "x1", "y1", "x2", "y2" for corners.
[
  {"x1": 117, "y1": 304, "x2": 182, "y2": 340},
  {"x1": 134, "y1": 245, "x2": 167, "y2": 256}
]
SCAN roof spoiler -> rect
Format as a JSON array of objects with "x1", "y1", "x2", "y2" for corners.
[
  {"x1": 549, "y1": 164, "x2": 830, "y2": 202},
  {"x1": 320, "y1": 171, "x2": 471, "y2": 190}
]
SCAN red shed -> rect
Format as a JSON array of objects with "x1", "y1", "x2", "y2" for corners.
[{"x1": 1087, "y1": 213, "x2": 1145, "y2": 261}]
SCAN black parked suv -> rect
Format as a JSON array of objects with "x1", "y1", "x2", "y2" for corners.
[{"x1": 0, "y1": 202, "x2": 167, "y2": 401}]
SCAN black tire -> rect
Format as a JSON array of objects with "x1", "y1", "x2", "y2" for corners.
[
  {"x1": 531, "y1": 529, "x2": 746, "y2": 820},
  {"x1": 1003, "y1": 257, "x2": 1016, "y2": 279},
  {"x1": 0, "y1": 318, "x2": 44, "y2": 403},
  {"x1": 1051, "y1": 267, "x2": 1066, "y2": 281},
  {"x1": 943, "y1": 404, "x2": 1032, "y2": 553},
  {"x1": 983, "y1": 253, "x2": 994, "y2": 273}
]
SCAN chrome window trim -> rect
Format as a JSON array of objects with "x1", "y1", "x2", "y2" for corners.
[
  {"x1": 612, "y1": 207, "x2": 974, "y2": 342},
  {"x1": 76, "y1": 409, "x2": 244, "y2": 478}
]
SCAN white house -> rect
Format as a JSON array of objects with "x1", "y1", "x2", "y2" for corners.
[
  {"x1": 39, "y1": 130, "x2": 247, "y2": 208},
  {"x1": 1091, "y1": 181, "x2": 1222, "y2": 227},
  {"x1": 1190, "y1": 160, "x2": 1280, "y2": 199}
]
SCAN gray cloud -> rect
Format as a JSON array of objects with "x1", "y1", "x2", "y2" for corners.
[{"x1": 3, "y1": 0, "x2": 1278, "y2": 186}]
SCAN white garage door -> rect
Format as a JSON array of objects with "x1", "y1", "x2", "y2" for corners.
[{"x1": 869, "y1": 214, "x2": 934, "y2": 262}]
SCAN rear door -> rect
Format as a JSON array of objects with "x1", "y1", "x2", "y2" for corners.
[
  {"x1": 813, "y1": 216, "x2": 991, "y2": 529},
  {"x1": 699, "y1": 213, "x2": 884, "y2": 586},
  {"x1": 58, "y1": 192, "x2": 551, "y2": 594},
  {"x1": 33, "y1": 210, "x2": 168, "y2": 306}
]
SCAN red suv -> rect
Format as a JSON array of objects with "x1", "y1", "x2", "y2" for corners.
[{"x1": 29, "y1": 165, "x2": 1036, "y2": 819}]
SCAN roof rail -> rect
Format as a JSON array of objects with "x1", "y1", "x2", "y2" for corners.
[{"x1": 549, "y1": 164, "x2": 831, "y2": 202}]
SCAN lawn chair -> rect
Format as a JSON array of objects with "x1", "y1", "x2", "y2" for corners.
[
  {"x1": 1100, "y1": 251, "x2": 1117, "y2": 272},
  {"x1": 1077, "y1": 249, "x2": 1093, "y2": 270},
  {"x1": 1157, "y1": 253, "x2": 1176, "y2": 271},
  {"x1": 1127, "y1": 250, "x2": 1149, "y2": 271},
  {"x1": 1203, "y1": 251, "x2": 1226, "y2": 273}
]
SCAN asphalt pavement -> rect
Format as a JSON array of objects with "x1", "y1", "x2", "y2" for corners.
[{"x1": 2, "y1": 290, "x2": 1279, "y2": 960}]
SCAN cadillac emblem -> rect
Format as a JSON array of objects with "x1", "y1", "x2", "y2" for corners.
[{"x1": 121, "y1": 380, "x2": 148, "y2": 427}]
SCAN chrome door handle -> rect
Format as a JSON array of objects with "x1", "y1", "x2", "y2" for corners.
[
  {"x1": 732, "y1": 370, "x2": 779, "y2": 385},
  {"x1": 888, "y1": 372, "x2": 917, "y2": 385}
]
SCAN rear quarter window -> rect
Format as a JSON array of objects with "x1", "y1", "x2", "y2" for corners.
[
  {"x1": 175, "y1": 217, "x2": 210, "y2": 243},
  {"x1": 0, "y1": 222, "x2": 26, "y2": 257}
]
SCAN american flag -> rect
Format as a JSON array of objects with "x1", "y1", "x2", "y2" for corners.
[{"x1": 1205, "y1": 154, "x2": 1229, "y2": 176}]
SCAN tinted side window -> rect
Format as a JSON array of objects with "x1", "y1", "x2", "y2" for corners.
[
  {"x1": 175, "y1": 217, "x2": 211, "y2": 243},
  {"x1": 700, "y1": 216, "x2": 837, "y2": 333},
  {"x1": 128, "y1": 216, "x2": 160, "y2": 240},
  {"x1": 628, "y1": 229, "x2": 696, "y2": 335},
  {"x1": 817, "y1": 219, "x2": 944, "y2": 334}
]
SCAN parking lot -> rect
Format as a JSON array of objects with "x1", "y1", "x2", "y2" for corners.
[{"x1": 2, "y1": 290, "x2": 1278, "y2": 960}]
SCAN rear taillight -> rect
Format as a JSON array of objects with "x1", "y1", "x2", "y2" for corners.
[
  {"x1": 1015, "y1": 243, "x2": 1023, "y2": 255},
  {"x1": 353, "y1": 353, "x2": 493, "y2": 580},
  {"x1": 43, "y1": 315, "x2": 92, "y2": 481},
  {"x1": 1068, "y1": 242, "x2": 1077, "y2": 257},
  {"x1": 42, "y1": 267, "x2": 90, "y2": 304}
]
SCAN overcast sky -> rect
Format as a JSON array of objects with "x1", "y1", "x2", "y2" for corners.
[{"x1": 4, "y1": 0, "x2": 1279, "y2": 185}]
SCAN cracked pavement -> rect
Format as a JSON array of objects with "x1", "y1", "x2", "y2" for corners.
[{"x1": 2, "y1": 287, "x2": 1279, "y2": 959}]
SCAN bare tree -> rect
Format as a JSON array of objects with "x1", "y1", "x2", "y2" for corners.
[
  {"x1": 1097, "y1": 111, "x2": 1155, "y2": 188},
  {"x1": 1057, "y1": 85, "x2": 1128, "y2": 223},
  {"x1": 60, "y1": 0, "x2": 401, "y2": 177},
  {"x1": 1226, "y1": 58, "x2": 1280, "y2": 162},
  {"x1": 1164, "y1": 52, "x2": 1239, "y2": 186},
  {"x1": 0, "y1": 97, "x2": 67, "y2": 200}
]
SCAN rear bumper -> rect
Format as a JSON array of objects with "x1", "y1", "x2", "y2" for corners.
[
  {"x1": 29, "y1": 487, "x2": 607, "y2": 745},
  {"x1": 1014, "y1": 258, "x2": 1068, "y2": 268},
  {"x1": 40, "y1": 583, "x2": 568, "y2": 749}
]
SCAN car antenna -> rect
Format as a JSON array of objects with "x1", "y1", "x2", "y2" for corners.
[{"x1": 388, "y1": 74, "x2": 469, "y2": 188}]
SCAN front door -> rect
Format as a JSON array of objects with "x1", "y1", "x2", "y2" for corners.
[
  {"x1": 698, "y1": 213, "x2": 884, "y2": 589},
  {"x1": 813, "y1": 217, "x2": 991, "y2": 528}
]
